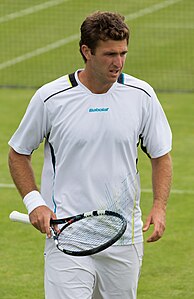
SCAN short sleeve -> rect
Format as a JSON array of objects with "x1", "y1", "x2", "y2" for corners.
[
  {"x1": 8, "y1": 89, "x2": 50, "y2": 155},
  {"x1": 140, "y1": 90, "x2": 172, "y2": 158}
]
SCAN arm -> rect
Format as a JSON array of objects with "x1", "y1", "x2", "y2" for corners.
[
  {"x1": 8, "y1": 147, "x2": 57, "y2": 237},
  {"x1": 143, "y1": 152, "x2": 172, "y2": 242}
]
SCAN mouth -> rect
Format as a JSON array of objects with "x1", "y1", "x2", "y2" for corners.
[{"x1": 109, "y1": 69, "x2": 120, "y2": 76}]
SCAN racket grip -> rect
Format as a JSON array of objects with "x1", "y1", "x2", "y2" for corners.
[{"x1": 9, "y1": 211, "x2": 30, "y2": 224}]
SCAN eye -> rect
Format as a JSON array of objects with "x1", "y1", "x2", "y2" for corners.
[
  {"x1": 106, "y1": 52, "x2": 116, "y2": 56},
  {"x1": 104, "y1": 51, "x2": 127, "y2": 57},
  {"x1": 121, "y1": 52, "x2": 128, "y2": 57}
]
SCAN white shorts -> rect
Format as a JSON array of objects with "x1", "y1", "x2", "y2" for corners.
[{"x1": 44, "y1": 238, "x2": 143, "y2": 299}]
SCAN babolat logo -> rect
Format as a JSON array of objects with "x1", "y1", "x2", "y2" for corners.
[{"x1": 89, "y1": 107, "x2": 109, "y2": 112}]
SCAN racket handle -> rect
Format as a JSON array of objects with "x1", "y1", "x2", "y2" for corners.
[{"x1": 9, "y1": 211, "x2": 30, "y2": 224}]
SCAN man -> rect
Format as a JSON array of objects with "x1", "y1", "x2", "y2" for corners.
[{"x1": 8, "y1": 11, "x2": 172, "y2": 299}]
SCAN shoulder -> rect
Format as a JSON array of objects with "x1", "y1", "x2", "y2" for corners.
[
  {"x1": 38, "y1": 73, "x2": 78, "y2": 103},
  {"x1": 118, "y1": 73, "x2": 155, "y2": 98}
]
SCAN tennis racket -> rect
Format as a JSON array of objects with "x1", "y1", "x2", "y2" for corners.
[{"x1": 9, "y1": 210, "x2": 127, "y2": 256}]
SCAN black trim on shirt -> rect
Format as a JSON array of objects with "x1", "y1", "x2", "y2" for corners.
[
  {"x1": 118, "y1": 73, "x2": 151, "y2": 97},
  {"x1": 46, "y1": 133, "x2": 56, "y2": 172},
  {"x1": 124, "y1": 84, "x2": 151, "y2": 97},
  {"x1": 44, "y1": 73, "x2": 78, "y2": 103},
  {"x1": 44, "y1": 87, "x2": 73, "y2": 103},
  {"x1": 139, "y1": 135, "x2": 151, "y2": 159},
  {"x1": 69, "y1": 72, "x2": 78, "y2": 87},
  {"x1": 49, "y1": 142, "x2": 56, "y2": 173},
  {"x1": 117, "y1": 73, "x2": 124, "y2": 84}
]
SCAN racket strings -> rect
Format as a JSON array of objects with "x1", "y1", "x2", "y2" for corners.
[{"x1": 57, "y1": 215, "x2": 123, "y2": 252}]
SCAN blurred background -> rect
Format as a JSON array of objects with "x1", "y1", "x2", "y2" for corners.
[{"x1": 0, "y1": 0, "x2": 193, "y2": 92}]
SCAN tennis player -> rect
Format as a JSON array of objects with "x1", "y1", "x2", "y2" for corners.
[{"x1": 8, "y1": 11, "x2": 172, "y2": 299}]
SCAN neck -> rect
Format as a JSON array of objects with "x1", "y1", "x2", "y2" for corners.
[{"x1": 78, "y1": 70, "x2": 113, "y2": 94}]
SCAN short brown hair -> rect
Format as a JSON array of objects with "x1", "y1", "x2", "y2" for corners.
[{"x1": 79, "y1": 11, "x2": 130, "y2": 62}]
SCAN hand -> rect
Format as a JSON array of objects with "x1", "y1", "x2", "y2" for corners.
[
  {"x1": 143, "y1": 205, "x2": 166, "y2": 242},
  {"x1": 29, "y1": 206, "x2": 59, "y2": 238}
]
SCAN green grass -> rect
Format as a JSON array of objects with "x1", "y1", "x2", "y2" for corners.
[
  {"x1": 0, "y1": 0, "x2": 194, "y2": 298},
  {"x1": 0, "y1": 0, "x2": 194, "y2": 91}
]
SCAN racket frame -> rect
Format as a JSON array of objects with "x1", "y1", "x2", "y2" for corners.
[
  {"x1": 51, "y1": 210, "x2": 127, "y2": 256},
  {"x1": 10, "y1": 210, "x2": 127, "y2": 256}
]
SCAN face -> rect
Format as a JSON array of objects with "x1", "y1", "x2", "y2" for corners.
[{"x1": 83, "y1": 39, "x2": 128, "y2": 87}]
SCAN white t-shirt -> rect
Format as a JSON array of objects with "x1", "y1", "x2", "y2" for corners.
[{"x1": 9, "y1": 70, "x2": 172, "y2": 244}]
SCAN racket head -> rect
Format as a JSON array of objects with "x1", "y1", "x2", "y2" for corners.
[{"x1": 51, "y1": 210, "x2": 127, "y2": 256}]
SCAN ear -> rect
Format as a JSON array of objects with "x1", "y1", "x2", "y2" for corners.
[{"x1": 81, "y1": 45, "x2": 92, "y2": 61}]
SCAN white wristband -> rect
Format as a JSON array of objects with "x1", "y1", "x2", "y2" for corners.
[{"x1": 23, "y1": 190, "x2": 47, "y2": 215}]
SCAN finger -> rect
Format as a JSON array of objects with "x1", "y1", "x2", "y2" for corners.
[
  {"x1": 35, "y1": 214, "x2": 51, "y2": 237},
  {"x1": 54, "y1": 224, "x2": 60, "y2": 234},
  {"x1": 50, "y1": 222, "x2": 60, "y2": 234},
  {"x1": 143, "y1": 223, "x2": 150, "y2": 232},
  {"x1": 44, "y1": 213, "x2": 56, "y2": 238},
  {"x1": 146, "y1": 226, "x2": 164, "y2": 242},
  {"x1": 45, "y1": 223, "x2": 52, "y2": 238},
  {"x1": 143, "y1": 218, "x2": 151, "y2": 232},
  {"x1": 147, "y1": 232, "x2": 161, "y2": 242},
  {"x1": 50, "y1": 213, "x2": 60, "y2": 234}
]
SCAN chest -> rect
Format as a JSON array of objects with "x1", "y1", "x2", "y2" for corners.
[{"x1": 46, "y1": 89, "x2": 144, "y2": 148}]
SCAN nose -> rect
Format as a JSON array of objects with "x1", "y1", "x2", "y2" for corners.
[{"x1": 113, "y1": 55, "x2": 123, "y2": 68}]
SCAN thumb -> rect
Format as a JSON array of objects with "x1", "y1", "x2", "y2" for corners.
[{"x1": 143, "y1": 218, "x2": 151, "y2": 232}]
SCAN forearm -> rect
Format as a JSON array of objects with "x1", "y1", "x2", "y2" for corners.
[
  {"x1": 151, "y1": 153, "x2": 172, "y2": 210},
  {"x1": 8, "y1": 148, "x2": 55, "y2": 236},
  {"x1": 143, "y1": 153, "x2": 172, "y2": 242},
  {"x1": 8, "y1": 148, "x2": 38, "y2": 198}
]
